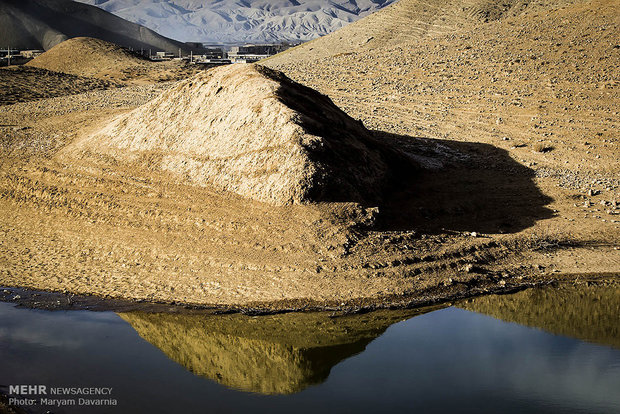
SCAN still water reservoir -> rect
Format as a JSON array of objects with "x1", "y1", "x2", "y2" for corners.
[{"x1": 1, "y1": 286, "x2": 619, "y2": 413}]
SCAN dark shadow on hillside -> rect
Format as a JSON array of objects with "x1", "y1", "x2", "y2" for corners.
[
  {"x1": 5, "y1": 0, "x2": 194, "y2": 53},
  {"x1": 262, "y1": 68, "x2": 552, "y2": 233},
  {"x1": 372, "y1": 131, "x2": 554, "y2": 234}
]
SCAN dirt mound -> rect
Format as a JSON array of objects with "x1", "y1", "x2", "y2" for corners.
[
  {"x1": 64, "y1": 64, "x2": 403, "y2": 205},
  {"x1": 26, "y1": 37, "x2": 201, "y2": 83},
  {"x1": 26, "y1": 37, "x2": 147, "y2": 78}
]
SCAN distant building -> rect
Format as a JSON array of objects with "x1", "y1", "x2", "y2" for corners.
[
  {"x1": 185, "y1": 42, "x2": 204, "y2": 49},
  {"x1": 154, "y1": 51, "x2": 175, "y2": 60},
  {"x1": 0, "y1": 48, "x2": 30, "y2": 66},
  {"x1": 20, "y1": 50, "x2": 44, "y2": 59},
  {"x1": 229, "y1": 45, "x2": 278, "y2": 56},
  {"x1": 192, "y1": 48, "x2": 225, "y2": 62},
  {"x1": 226, "y1": 43, "x2": 297, "y2": 63},
  {"x1": 195, "y1": 59, "x2": 231, "y2": 66},
  {"x1": 228, "y1": 55, "x2": 271, "y2": 63},
  {"x1": 227, "y1": 45, "x2": 275, "y2": 63}
]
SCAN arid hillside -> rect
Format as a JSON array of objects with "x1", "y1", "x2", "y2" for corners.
[
  {"x1": 265, "y1": 0, "x2": 619, "y2": 272},
  {"x1": 271, "y1": 0, "x2": 534, "y2": 62},
  {"x1": 266, "y1": 0, "x2": 618, "y2": 176},
  {"x1": 0, "y1": 0, "x2": 617, "y2": 309}
]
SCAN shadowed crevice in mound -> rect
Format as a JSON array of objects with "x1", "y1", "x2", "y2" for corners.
[
  {"x1": 253, "y1": 65, "x2": 415, "y2": 204},
  {"x1": 63, "y1": 64, "x2": 413, "y2": 206},
  {"x1": 371, "y1": 131, "x2": 554, "y2": 234}
]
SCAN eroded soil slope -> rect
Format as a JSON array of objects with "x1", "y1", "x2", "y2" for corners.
[{"x1": 0, "y1": 0, "x2": 618, "y2": 309}]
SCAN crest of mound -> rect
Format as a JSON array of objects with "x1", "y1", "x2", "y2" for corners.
[
  {"x1": 26, "y1": 37, "x2": 148, "y2": 78},
  {"x1": 64, "y1": 64, "x2": 395, "y2": 205}
]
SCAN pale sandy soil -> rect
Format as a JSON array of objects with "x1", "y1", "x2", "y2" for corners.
[{"x1": 0, "y1": 0, "x2": 618, "y2": 309}]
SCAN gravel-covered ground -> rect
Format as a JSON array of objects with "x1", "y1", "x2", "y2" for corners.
[{"x1": 0, "y1": 0, "x2": 617, "y2": 309}]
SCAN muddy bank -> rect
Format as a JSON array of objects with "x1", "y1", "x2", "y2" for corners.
[{"x1": 1, "y1": 273, "x2": 618, "y2": 314}]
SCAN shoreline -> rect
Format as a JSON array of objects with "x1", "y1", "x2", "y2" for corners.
[{"x1": 1, "y1": 272, "x2": 618, "y2": 314}]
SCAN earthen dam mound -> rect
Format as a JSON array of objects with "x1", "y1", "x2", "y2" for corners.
[{"x1": 64, "y1": 64, "x2": 403, "y2": 205}]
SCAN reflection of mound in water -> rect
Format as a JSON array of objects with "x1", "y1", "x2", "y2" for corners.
[
  {"x1": 119, "y1": 308, "x2": 435, "y2": 394},
  {"x1": 460, "y1": 286, "x2": 620, "y2": 349},
  {"x1": 64, "y1": 64, "x2": 408, "y2": 205}
]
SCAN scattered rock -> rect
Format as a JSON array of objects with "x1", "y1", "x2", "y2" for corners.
[{"x1": 462, "y1": 264, "x2": 475, "y2": 273}]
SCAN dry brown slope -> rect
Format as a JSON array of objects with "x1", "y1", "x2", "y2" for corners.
[
  {"x1": 0, "y1": 82, "x2": 616, "y2": 308},
  {"x1": 266, "y1": 0, "x2": 618, "y2": 172},
  {"x1": 265, "y1": 0, "x2": 619, "y2": 246},
  {"x1": 0, "y1": 0, "x2": 617, "y2": 308},
  {"x1": 264, "y1": 0, "x2": 619, "y2": 289},
  {"x1": 268, "y1": 0, "x2": 533, "y2": 66},
  {"x1": 26, "y1": 37, "x2": 200, "y2": 83}
]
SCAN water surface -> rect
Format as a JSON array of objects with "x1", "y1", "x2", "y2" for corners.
[{"x1": 1, "y1": 286, "x2": 619, "y2": 413}]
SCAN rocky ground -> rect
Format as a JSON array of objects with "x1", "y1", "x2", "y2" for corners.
[
  {"x1": 0, "y1": 77, "x2": 617, "y2": 309},
  {"x1": 0, "y1": 66, "x2": 118, "y2": 106},
  {"x1": 0, "y1": 0, "x2": 617, "y2": 310}
]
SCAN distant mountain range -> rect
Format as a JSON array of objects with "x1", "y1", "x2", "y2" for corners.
[
  {"x1": 75, "y1": 0, "x2": 397, "y2": 44},
  {"x1": 0, "y1": 0, "x2": 194, "y2": 52}
]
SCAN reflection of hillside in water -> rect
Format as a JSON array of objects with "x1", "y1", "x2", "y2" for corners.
[
  {"x1": 460, "y1": 286, "x2": 620, "y2": 349},
  {"x1": 119, "y1": 307, "x2": 437, "y2": 394}
]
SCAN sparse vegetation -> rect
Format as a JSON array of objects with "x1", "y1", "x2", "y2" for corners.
[{"x1": 533, "y1": 142, "x2": 554, "y2": 153}]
